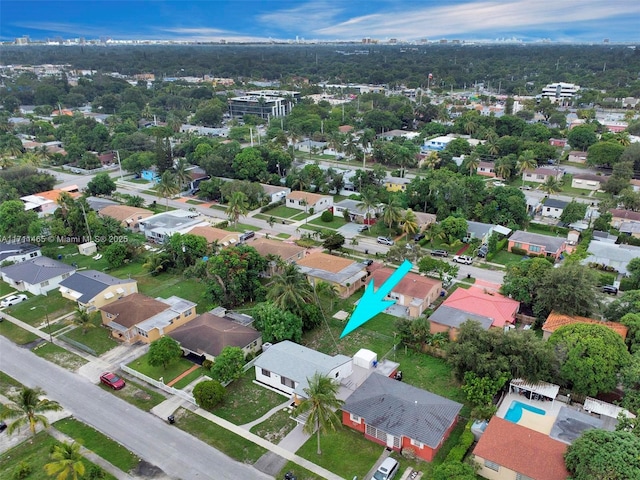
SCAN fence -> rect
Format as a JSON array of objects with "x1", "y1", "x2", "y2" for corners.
[
  {"x1": 58, "y1": 335, "x2": 97, "y2": 357},
  {"x1": 62, "y1": 164, "x2": 119, "y2": 175},
  {"x1": 120, "y1": 363, "x2": 196, "y2": 404}
]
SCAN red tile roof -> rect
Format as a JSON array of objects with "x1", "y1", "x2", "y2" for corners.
[
  {"x1": 543, "y1": 311, "x2": 628, "y2": 339},
  {"x1": 442, "y1": 287, "x2": 519, "y2": 327},
  {"x1": 473, "y1": 417, "x2": 569, "y2": 480},
  {"x1": 371, "y1": 268, "x2": 441, "y2": 300}
]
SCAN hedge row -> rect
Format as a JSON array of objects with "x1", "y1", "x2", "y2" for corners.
[
  {"x1": 260, "y1": 199, "x2": 285, "y2": 213},
  {"x1": 445, "y1": 422, "x2": 475, "y2": 463}
]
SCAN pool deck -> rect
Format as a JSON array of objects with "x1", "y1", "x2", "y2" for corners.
[{"x1": 497, "y1": 393, "x2": 564, "y2": 435}]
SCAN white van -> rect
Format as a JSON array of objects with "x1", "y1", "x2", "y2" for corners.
[{"x1": 372, "y1": 458, "x2": 399, "y2": 480}]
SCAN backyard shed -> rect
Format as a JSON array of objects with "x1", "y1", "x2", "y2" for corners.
[{"x1": 78, "y1": 241, "x2": 97, "y2": 256}]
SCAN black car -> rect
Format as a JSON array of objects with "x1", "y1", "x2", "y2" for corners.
[
  {"x1": 413, "y1": 233, "x2": 425, "y2": 242},
  {"x1": 0, "y1": 421, "x2": 7, "y2": 433},
  {"x1": 601, "y1": 285, "x2": 618, "y2": 295},
  {"x1": 431, "y1": 249, "x2": 448, "y2": 257}
]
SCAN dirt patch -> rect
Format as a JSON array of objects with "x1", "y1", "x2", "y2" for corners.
[
  {"x1": 131, "y1": 460, "x2": 168, "y2": 478},
  {"x1": 134, "y1": 390, "x2": 152, "y2": 401}
]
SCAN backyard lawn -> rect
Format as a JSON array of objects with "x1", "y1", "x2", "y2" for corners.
[{"x1": 490, "y1": 249, "x2": 525, "y2": 265}]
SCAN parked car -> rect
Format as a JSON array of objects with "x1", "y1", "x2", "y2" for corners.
[
  {"x1": 100, "y1": 372, "x2": 126, "y2": 390},
  {"x1": 239, "y1": 231, "x2": 255, "y2": 242},
  {"x1": 477, "y1": 245, "x2": 489, "y2": 258},
  {"x1": 453, "y1": 255, "x2": 473, "y2": 265},
  {"x1": 601, "y1": 285, "x2": 618, "y2": 295},
  {"x1": 377, "y1": 236, "x2": 394, "y2": 246},
  {"x1": 362, "y1": 259, "x2": 373, "y2": 267},
  {"x1": 0, "y1": 421, "x2": 7, "y2": 433},
  {"x1": 357, "y1": 224, "x2": 370, "y2": 232},
  {"x1": 430, "y1": 249, "x2": 448, "y2": 257},
  {"x1": 0, "y1": 294, "x2": 28, "y2": 308},
  {"x1": 372, "y1": 457, "x2": 399, "y2": 480},
  {"x1": 413, "y1": 233, "x2": 425, "y2": 242}
]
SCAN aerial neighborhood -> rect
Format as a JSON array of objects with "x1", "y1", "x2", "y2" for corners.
[{"x1": 1, "y1": 37, "x2": 640, "y2": 480}]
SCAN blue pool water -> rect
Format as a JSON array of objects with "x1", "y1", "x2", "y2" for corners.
[{"x1": 504, "y1": 400, "x2": 546, "y2": 423}]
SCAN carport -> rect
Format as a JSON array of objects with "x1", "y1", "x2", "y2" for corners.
[{"x1": 510, "y1": 378, "x2": 560, "y2": 406}]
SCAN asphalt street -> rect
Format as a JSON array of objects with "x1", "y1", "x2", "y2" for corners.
[{"x1": 0, "y1": 336, "x2": 271, "y2": 480}]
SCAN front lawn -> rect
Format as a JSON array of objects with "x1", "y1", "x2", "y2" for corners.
[
  {"x1": 127, "y1": 353, "x2": 195, "y2": 385},
  {"x1": 224, "y1": 222, "x2": 258, "y2": 233},
  {"x1": 99, "y1": 380, "x2": 166, "y2": 411},
  {"x1": 489, "y1": 250, "x2": 525, "y2": 265},
  {"x1": 54, "y1": 418, "x2": 140, "y2": 472},
  {"x1": 308, "y1": 216, "x2": 348, "y2": 230},
  {"x1": 63, "y1": 316, "x2": 118, "y2": 355},
  {"x1": 276, "y1": 233, "x2": 291, "y2": 239},
  {"x1": 171, "y1": 367, "x2": 205, "y2": 389},
  {"x1": 176, "y1": 408, "x2": 267, "y2": 464},
  {"x1": 250, "y1": 408, "x2": 297, "y2": 444},
  {"x1": 0, "y1": 280, "x2": 15, "y2": 296},
  {"x1": 5, "y1": 290, "x2": 75, "y2": 326},
  {"x1": 213, "y1": 370, "x2": 288, "y2": 425},
  {"x1": 265, "y1": 205, "x2": 302, "y2": 218},
  {"x1": 32, "y1": 342, "x2": 87, "y2": 371},
  {"x1": 0, "y1": 371, "x2": 23, "y2": 397}
]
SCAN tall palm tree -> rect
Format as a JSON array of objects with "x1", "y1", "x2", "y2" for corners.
[
  {"x1": 4, "y1": 143, "x2": 24, "y2": 158},
  {"x1": 69, "y1": 308, "x2": 96, "y2": 335},
  {"x1": 541, "y1": 176, "x2": 562, "y2": 196},
  {"x1": 44, "y1": 441, "x2": 86, "y2": 480},
  {"x1": 344, "y1": 133, "x2": 358, "y2": 159},
  {"x1": 35, "y1": 145, "x2": 51, "y2": 165},
  {"x1": 173, "y1": 158, "x2": 192, "y2": 191},
  {"x1": 314, "y1": 281, "x2": 339, "y2": 313},
  {"x1": 517, "y1": 150, "x2": 537, "y2": 186},
  {"x1": 615, "y1": 132, "x2": 631, "y2": 147},
  {"x1": 297, "y1": 373, "x2": 344, "y2": 455},
  {"x1": 467, "y1": 153, "x2": 480, "y2": 176},
  {"x1": 0, "y1": 387, "x2": 62, "y2": 435},
  {"x1": 382, "y1": 197, "x2": 403, "y2": 234},
  {"x1": 21, "y1": 151, "x2": 41, "y2": 167},
  {"x1": 143, "y1": 253, "x2": 170, "y2": 276},
  {"x1": 156, "y1": 170, "x2": 179, "y2": 211},
  {"x1": 267, "y1": 263, "x2": 314, "y2": 314},
  {"x1": 357, "y1": 190, "x2": 378, "y2": 226},
  {"x1": 401, "y1": 209, "x2": 419, "y2": 237},
  {"x1": 495, "y1": 160, "x2": 512, "y2": 180},
  {"x1": 226, "y1": 191, "x2": 249, "y2": 229},
  {"x1": 485, "y1": 133, "x2": 500, "y2": 156}
]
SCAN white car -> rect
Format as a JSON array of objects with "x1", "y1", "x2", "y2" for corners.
[
  {"x1": 1, "y1": 294, "x2": 28, "y2": 308},
  {"x1": 453, "y1": 255, "x2": 473, "y2": 265}
]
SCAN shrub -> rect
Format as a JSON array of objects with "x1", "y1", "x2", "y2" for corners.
[
  {"x1": 320, "y1": 210, "x2": 334, "y2": 222},
  {"x1": 260, "y1": 199, "x2": 285, "y2": 213},
  {"x1": 510, "y1": 246, "x2": 528, "y2": 256},
  {"x1": 445, "y1": 422, "x2": 475, "y2": 463},
  {"x1": 598, "y1": 272, "x2": 616, "y2": 286},
  {"x1": 202, "y1": 359, "x2": 213, "y2": 370},
  {"x1": 13, "y1": 461, "x2": 31, "y2": 480},
  {"x1": 193, "y1": 380, "x2": 226, "y2": 410},
  {"x1": 214, "y1": 220, "x2": 229, "y2": 229},
  {"x1": 87, "y1": 465, "x2": 107, "y2": 479}
]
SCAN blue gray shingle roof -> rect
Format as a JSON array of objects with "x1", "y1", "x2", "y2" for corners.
[
  {"x1": 0, "y1": 256, "x2": 74, "y2": 284},
  {"x1": 428, "y1": 305, "x2": 493, "y2": 330},
  {"x1": 342, "y1": 374, "x2": 462, "y2": 448},
  {"x1": 59, "y1": 270, "x2": 132, "y2": 303}
]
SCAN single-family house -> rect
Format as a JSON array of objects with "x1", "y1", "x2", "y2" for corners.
[
  {"x1": 377, "y1": 130, "x2": 420, "y2": 141},
  {"x1": 567, "y1": 151, "x2": 587, "y2": 163},
  {"x1": 465, "y1": 222, "x2": 511, "y2": 245},
  {"x1": 169, "y1": 309, "x2": 261, "y2": 362},
  {"x1": 508, "y1": 231, "x2": 571, "y2": 260},
  {"x1": 0, "y1": 242, "x2": 41, "y2": 264},
  {"x1": 369, "y1": 266, "x2": 442, "y2": 318},
  {"x1": 254, "y1": 340, "x2": 352, "y2": 402},
  {"x1": 250, "y1": 238, "x2": 306, "y2": 276},
  {"x1": 571, "y1": 173, "x2": 607, "y2": 191},
  {"x1": 98, "y1": 205, "x2": 154, "y2": 232},
  {"x1": 540, "y1": 198, "x2": 568, "y2": 219},
  {"x1": 581, "y1": 241, "x2": 640, "y2": 275},
  {"x1": 630, "y1": 179, "x2": 640, "y2": 193},
  {"x1": 342, "y1": 374, "x2": 462, "y2": 462},
  {"x1": 138, "y1": 209, "x2": 205, "y2": 243},
  {"x1": 185, "y1": 225, "x2": 239, "y2": 248},
  {"x1": 296, "y1": 252, "x2": 367, "y2": 298},
  {"x1": 522, "y1": 167, "x2": 563, "y2": 184},
  {"x1": 59, "y1": 270, "x2": 138, "y2": 312},
  {"x1": 473, "y1": 417, "x2": 570, "y2": 480},
  {"x1": 421, "y1": 136, "x2": 453, "y2": 152},
  {"x1": 0, "y1": 257, "x2": 75, "y2": 296},
  {"x1": 620, "y1": 221, "x2": 640, "y2": 239},
  {"x1": 430, "y1": 287, "x2": 519, "y2": 338},
  {"x1": 414, "y1": 212, "x2": 437, "y2": 231},
  {"x1": 333, "y1": 199, "x2": 379, "y2": 225},
  {"x1": 477, "y1": 161, "x2": 496, "y2": 178},
  {"x1": 20, "y1": 185, "x2": 81, "y2": 216},
  {"x1": 384, "y1": 177, "x2": 411, "y2": 192},
  {"x1": 99, "y1": 293, "x2": 197, "y2": 343},
  {"x1": 610, "y1": 208, "x2": 640, "y2": 229},
  {"x1": 542, "y1": 311, "x2": 628, "y2": 341},
  {"x1": 295, "y1": 140, "x2": 327, "y2": 154},
  {"x1": 285, "y1": 191, "x2": 333, "y2": 213},
  {"x1": 261, "y1": 183, "x2": 291, "y2": 203},
  {"x1": 549, "y1": 138, "x2": 567, "y2": 148}
]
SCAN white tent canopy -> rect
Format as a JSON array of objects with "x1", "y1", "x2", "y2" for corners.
[{"x1": 510, "y1": 378, "x2": 560, "y2": 400}]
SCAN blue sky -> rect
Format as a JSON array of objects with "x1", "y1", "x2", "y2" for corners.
[{"x1": 2, "y1": 0, "x2": 639, "y2": 43}]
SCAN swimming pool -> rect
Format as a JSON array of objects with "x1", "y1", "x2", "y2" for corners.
[{"x1": 504, "y1": 400, "x2": 546, "y2": 423}]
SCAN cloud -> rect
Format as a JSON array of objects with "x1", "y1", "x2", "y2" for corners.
[
  {"x1": 315, "y1": 0, "x2": 640, "y2": 40},
  {"x1": 11, "y1": 21, "x2": 105, "y2": 36},
  {"x1": 257, "y1": 0, "x2": 345, "y2": 32}
]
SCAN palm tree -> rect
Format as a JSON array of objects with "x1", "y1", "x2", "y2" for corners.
[
  {"x1": 314, "y1": 281, "x2": 339, "y2": 313},
  {"x1": 143, "y1": 253, "x2": 170, "y2": 276},
  {"x1": 297, "y1": 373, "x2": 344, "y2": 455},
  {"x1": 21, "y1": 151, "x2": 41, "y2": 167},
  {"x1": 4, "y1": 143, "x2": 23, "y2": 158},
  {"x1": 34, "y1": 145, "x2": 51, "y2": 165},
  {"x1": 344, "y1": 133, "x2": 358, "y2": 159},
  {"x1": 541, "y1": 176, "x2": 562, "y2": 196},
  {"x1": 495, "y1": 161, "x2": 512, "y2": 180},
  {"x1": 422, "y1": 151, "x2": 440, "y2": 170},
  {"x1": 226, "y1": 191, "x2": 249, "y2": 229},
  {"x1": 156, "y1": 170, "x2": 179, "y2": 211},
  {"x1": 173, "y1": 158, "x2": 192, "y2": 191},
  {"x1": 485, "y1": 133, "x2": 500, "y2": 156},
  {"x1": 615, "y1": 132, "x2": 631, "y2": 147},
  {"x1": 382, "y1": 197, "x2": 403, "y2": 234},
  {"x1": 69, "y1": 308, "x2": 96, "y2": 335},
  {"x1": 267, "y1": 263, "x2": 314, "y2": 314},
  {"x1": 467, "y1": 153, "x2": 480, "y2": 176},
  {"x1": 517, "y1": 150, "x2": 537, "y2": 186},
  {"x1": 0, "y1": 387, "x2": 62, "y2": 435},
  {"x1": 401, "y1": 209, "x2": 419, "y2": 237},
  {"x1": 357, "y1": 190, "x2": 378, "y2": 226},
  {"x1": 44, "y1": 441, "x2": 86, "y2": 480}
]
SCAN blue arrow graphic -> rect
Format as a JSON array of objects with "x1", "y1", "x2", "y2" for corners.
[{"x1": 340, "y1": 259, "x2": 413, "y2": 338}]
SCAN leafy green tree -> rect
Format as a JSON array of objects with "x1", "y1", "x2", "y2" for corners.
[
  {"x1": 627, "y1": 258, "x2": 640, "y2": 290},
  {"x1": 44, "y1": 441, "x2": 86, "y2": 480},
  {"x1": 432, "y1": 462, "x2": 478, "y2": 480},
  {"x1": 0, "y1": 387, "x2": 62, "y2": 436},
  {"x1": 225, "y1": 191, "x2": 249, "y2": 229},
  {"x1": 587, "y1": 141, "x2": 625, "y2": 167},
  {"x1": 606, "y1": 290, "x2": 640, "y2": 321},
  {"x1": 559, "y1": 200, "x2": 588, "y2": 224},
  {"x1": 193, "y1": 380, "x2": 226, "y2": 410},
  {"x1": 210, "y1": 346, "x2": 245, "y2": 384},
  {"x1": 593, "y1": 211, "x2": 612, "y2": 232},
  {"x1": 104, "y1": 242, "x2": 128, "y2": 268},
  {"x1": 621, "y1": 313, "x2": 640, "y2": 354},
  {"x1": 297, "y1": 373, "x2": 344, "y2": 455},
  {"x1": 86, "y1": 172, "x2": 116, "y2": 196},
  {"x1": 564, "y1": 429, "x2": 640, "y2": 480},
  {"x1": 267, "y1": 264, "x2": 314, "y2": 316},
  {"x1": 549, "y1": 323, "x2": 630, "y2": 396},
  {"x1": 533, "y1": 263, "x2": 600, "y2": 318},
  {"x1": 418, "y1": 256, "x2": 458, "y2": 284},
  {"x1": 148, "y1": 336, "x2": 183, "y2": 370},
  {"x1": 252, "y1": 301, "x2": 303, "y2": 343},
  {"x1": 501, "y1": 257, "x2": 553, "y2": 307},
  {"x1": 167, "y1": 233, "x2": 208, "y2": 269},
  {"x1": 0, "y1": 200, "x2": 38, "y2": 238},
  {"x1": 462, "y1": 372, "x2": 509, "y2": 419},
  {"x1": 120, "y1": 151, "x2": 155, "y2": 175},
  {"x1": 440, "y1": 216, "x2": 468, "y2": 241},
  {"x1": 231, "y1": 148, "x2": 267, "y2": 181},
  {"x1": 567, "y1": 124, "x2": 598, "y2": 150},
  {"x1": 322, "y1": 233, "x2": 345, "y2": 252},
  {"x1": 620, "y1": 351, "x2": 640, "y2": 414}
]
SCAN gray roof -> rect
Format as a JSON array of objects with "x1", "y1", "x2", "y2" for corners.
[
  {"x1": 543, "y1": 198, "x2": 569, "y2": 209},
  {"x1": 0, "y1": 256, "x2": 75, "y2": 284},
  {"x1": 86, "y1": 196, "x2": 118, "y2": 212},
  {"x1": 297, "y1": 261, "x2": 367, "y2": 287},
  {"x1": 620, "y1": 222, "x2": 640, "y2": 234},
  {"x1": 342, "y1": 374, "x2": 462, "y2": 448},
  {"x1": 428, "y1": 305, "x2": 493, "y2": 330},
  {"x1": 466, "y1": 221, "x2": 493, "y2": 239},
  {"x1": 334, "y1": 198, "x2": 378, "y2": 216},
  {"x1": 254, "y1": 340, "x2": 351, "y2": 396},
  {"x1": 583, "y1": 241, "x2": 640, "y2": 275},
  {"x1": 0, "y1": 242, "x2": 40, "y2": 263},
  {"x1": 59, "y1": 270, "x2": 132, "y2": 303},
  {"x1": 509, "y1": 230, "x2": 566, "y2": 253}
]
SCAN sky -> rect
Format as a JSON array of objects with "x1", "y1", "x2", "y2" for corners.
[{"x1": 2, "y1": 0, "x2": 640, "y2": 43}]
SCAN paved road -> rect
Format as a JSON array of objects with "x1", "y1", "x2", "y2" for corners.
[{"x1": 0, "y1": 336, "x2": 271, "y2": 480}]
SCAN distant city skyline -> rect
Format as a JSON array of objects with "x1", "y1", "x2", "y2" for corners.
[{"x1": 2, "y1": 0, "x2": 640, "y2": 44}]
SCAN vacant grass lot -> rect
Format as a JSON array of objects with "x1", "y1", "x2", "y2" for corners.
[
  {"x1": 32, "y1": 342, "x2": 87, "y2": 370},
  {"x1": 54, "y1": 418, "x2": 139, "y2": 472},
  {"x1": 99, "y1": 380, "x2": 166, "y2": 411},
  {"x1": 176, "y1": 408, "x2": 267, "y2": 464},
  {"x1": 63, "y1": 317, "x2": 118, "y2": 356}
]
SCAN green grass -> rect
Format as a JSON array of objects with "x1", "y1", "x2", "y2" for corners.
[
  {"x1": 209, "y1": 204, "x2": 228, "y2": 212},
  {"x1": 186, "y1": 199, "x2": 203, "y2": 205},
  {"x1": 99, "y1": 380, "x2": 166, "y2": 411},
  {"x1": 128, "y1": 178, "x2": 152, "y2": 184},
  {"x1": 250, "y1": 408, "x2": 297, "y2": 444},
  {"x1": 176, "y1": 408, "x2": 267, "y2": 464},
  {"x1": 5, "y1": 290, "x2": 75, "y2": 326},
  {"x1": 0, "y1": 280, "x2": 15, "y2": 296},
  {"x1": 296, "y1": 427, "x2": 383, "y2": 480},
  {"x1": 170, "y1": 367, "x2": 205, "y2": 389},
  {"x1": 308, "y1": 216, "x2": 347, "y2": 230},
  {"x1": 265, "y1": 205, "x2": 302, "y2": 218},
  {"x1": 0, "y1": 431, "x2": 117, "y2": 480},
  {"x1": 0, "y1": 320, "x2": 39, "y2": 345},
  {"x1": 291, "y1": 212, "x2": 311, "y2": 221},
  {"x1": 213, "y1": 370, "x2": 287, "y2": 425},
  {"x1": 127, "y1": 353, "x2": 195, "y2": 385},
  {"x1": 490, "y1": 249, "x2": 525, "y2": 265},
  {"x1": 63, "y1": 317, "x2": 119, "y2": 356},
  {"x1": 54, "y1": 418, "x2": 139, "y2": 472},
  {"x1": 0, "y1": 371, "x2": 23, "y2": 397},
  {"x1": 276, "y1": 233, "x2": 291, "y2": 239},
  {"x1": 32, "y1": 342, "x2": 88, "y2": 370},
  {"x1": 224, "y1": 222, "x2": 258, "y2": 233}
]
